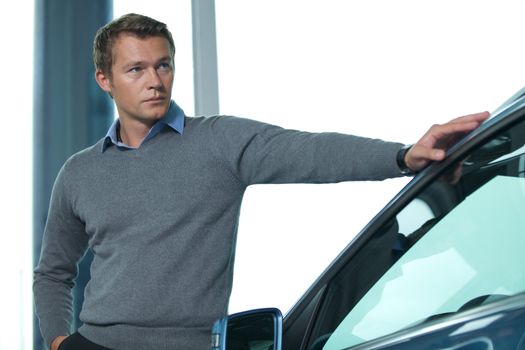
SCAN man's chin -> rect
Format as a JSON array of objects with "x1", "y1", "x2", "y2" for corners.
[{"x1": 144, "y1": 103, "x2": 170, "y2": 120}]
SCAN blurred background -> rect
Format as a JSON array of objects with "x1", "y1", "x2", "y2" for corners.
[{"x1": 2, "y1": 0, "x2": 524, "y2": 349}]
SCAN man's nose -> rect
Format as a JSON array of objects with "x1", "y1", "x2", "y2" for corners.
[{"x1": 146, "y1": 68, "x2": 163, "y2": 89}]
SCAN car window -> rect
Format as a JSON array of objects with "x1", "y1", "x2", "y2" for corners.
[
  {"x1": 306, "y1": 116, "x2": 525, "y2": 350},
  {"x1": 324, "y1": 176, "x2": 525, "y2": 349}
]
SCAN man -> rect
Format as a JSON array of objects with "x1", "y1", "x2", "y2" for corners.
[{"x1": 33, "y1": 13, "x2": 488, "y2": 350}]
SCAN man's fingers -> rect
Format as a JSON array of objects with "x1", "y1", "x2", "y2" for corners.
[
  {"x1": 428, "y1": 120, "x2": 482, "y2": 139},
  {"x1": 447, "y1": 111, "x2": 490, "y2": 124},
  {"x1": 51, "y1": 336, "x2": 68, "y2": 350},
  {"x1": 421, "y1": 114, "x2": 488, "y2": 147}
]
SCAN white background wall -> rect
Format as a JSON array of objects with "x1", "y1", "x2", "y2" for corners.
[{"x1": 2, "y1": 1, "x2": 525, "y2": 348}]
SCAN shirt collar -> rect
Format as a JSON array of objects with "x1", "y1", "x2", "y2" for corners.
[{"x1": 102, "y1": 100, "x2": 185, "y2": 152}]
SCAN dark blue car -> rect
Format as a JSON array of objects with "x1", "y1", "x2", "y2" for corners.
[{"x1": 212, "y1": 87, "x2": 525, "y2": 350}]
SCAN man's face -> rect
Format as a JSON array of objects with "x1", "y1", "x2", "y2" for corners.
[{"x1": 96, "y1": 33, "x2": 174, "y2": 126}]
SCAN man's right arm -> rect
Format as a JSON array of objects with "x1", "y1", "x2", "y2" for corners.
[{"x1": 33, "y1": 164, "x2": 89, "y2": 348}]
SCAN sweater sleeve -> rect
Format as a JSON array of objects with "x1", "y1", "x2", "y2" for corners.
[
  {"x1": 207, "y1": 116, "x2": 404, "y2": 186},
  {"x1": 33, "y1": 161, "x2": 89, "y2": 347}
]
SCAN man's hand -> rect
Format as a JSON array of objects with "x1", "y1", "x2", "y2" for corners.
[
  {"x1": 51, "y1": 335, "x2": 68, "y2": 350},
  {"x1": 405, "y1": 111, "x2": 490, "y2": 173}
]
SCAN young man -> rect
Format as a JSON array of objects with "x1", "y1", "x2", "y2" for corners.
[{"x1": 33, "y1": 13, "x2": 489, "y2": 350}]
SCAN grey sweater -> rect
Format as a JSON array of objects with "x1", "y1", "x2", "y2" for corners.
[{"x1": 34, "y1": 114, "x2": 403, "y2": 349}]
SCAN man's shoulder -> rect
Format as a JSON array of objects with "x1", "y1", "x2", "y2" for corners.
[
  {"x1": 185, "y1": 115, "x2": 278, "y2": 134},
  {"x1": 50, "y1": 139, "x2": 106, "y2": 190},
  {"x1": 62, "y1": 139, "x2": 105, "y2": 170}
]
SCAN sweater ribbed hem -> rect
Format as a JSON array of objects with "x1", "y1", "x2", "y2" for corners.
[{"x1": 79, "y1": 323, "x2": 211, "y2": 350}]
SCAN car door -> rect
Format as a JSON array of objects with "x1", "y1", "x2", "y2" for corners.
[{"x1": 283, "y1": 98, "x2": 525, "y2": 350}]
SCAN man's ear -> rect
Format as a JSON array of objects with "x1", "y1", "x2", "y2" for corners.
[{"x1": 95, "y1": 69, "x2": 112, "y2": 93}]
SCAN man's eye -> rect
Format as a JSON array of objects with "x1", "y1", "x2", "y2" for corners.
[
  {"x1": 158, "y1": 63, "x2": 172, "y2": 70},
  {"x1": 128, "y1": 67, "x2": 141, "y2": 73}
]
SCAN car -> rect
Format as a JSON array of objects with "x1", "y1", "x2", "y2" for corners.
[{"x1": 211, "y1": 86, "x2": 525, "y2": 350}]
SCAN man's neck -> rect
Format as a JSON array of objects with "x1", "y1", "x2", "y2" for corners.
[{"x1": 118, "y1": 118, "x2": 156, "y2": 148}]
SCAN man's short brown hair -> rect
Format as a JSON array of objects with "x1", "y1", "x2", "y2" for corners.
[{"x1": 93, "y1": 13, "x2": 175, "y2": 76}]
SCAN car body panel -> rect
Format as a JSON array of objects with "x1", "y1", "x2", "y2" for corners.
[{"x1": 348, "y1": 292, "x2": 525, "y2": 350}]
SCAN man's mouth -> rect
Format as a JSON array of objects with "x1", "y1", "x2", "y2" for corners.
[{"x1": 144, "y1": 96, "x2": 165, "y2": 103}]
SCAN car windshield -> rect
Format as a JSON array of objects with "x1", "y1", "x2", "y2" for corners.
[{"x1": 317, "y1": 113, "x2": 525, "y2": 350}]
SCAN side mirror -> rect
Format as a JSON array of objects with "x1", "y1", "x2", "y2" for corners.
[{"x1": 211, "y1": 308, "x2": 283, "y2": 350}]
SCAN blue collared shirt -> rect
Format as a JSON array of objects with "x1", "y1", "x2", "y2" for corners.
[{"x1": 102, "y1": 101, "x2": 185, "y2": 152}]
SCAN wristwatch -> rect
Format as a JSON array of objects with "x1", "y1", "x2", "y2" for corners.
[{"x1": 396, "y1": 144, "x2": 415, "y2": 176}]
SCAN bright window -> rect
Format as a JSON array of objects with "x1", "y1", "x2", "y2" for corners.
[{"x1": 0, "y1": 3, "x2": 34, "y2": 350}]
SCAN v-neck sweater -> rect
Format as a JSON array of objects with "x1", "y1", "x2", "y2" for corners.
[{"x1": 34, "y1": 114, "x2": 403, "y2": 349}]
